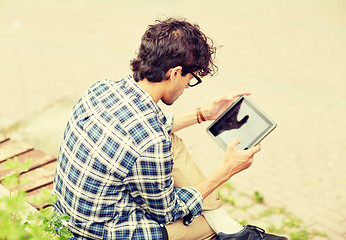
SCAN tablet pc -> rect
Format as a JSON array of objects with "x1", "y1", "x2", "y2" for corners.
[{"x1": 206, "y1": 95, "x2": 277, "y2": 151}]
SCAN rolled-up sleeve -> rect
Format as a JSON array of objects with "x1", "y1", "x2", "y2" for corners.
[
  {"x1": 123, "y1": 140, "x2": 203, "y2": 225},
  {"x1": 162, "y1": 113, "x2": 174, "y2": 133}
]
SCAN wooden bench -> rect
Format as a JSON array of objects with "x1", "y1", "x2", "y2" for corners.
[{"x1": 0, "y1": 133, "x2": 57, "y2": 209}]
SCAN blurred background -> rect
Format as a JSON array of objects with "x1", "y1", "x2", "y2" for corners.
[{"x1": 0, "y1": 0, "x2": 345, "y2": 239}]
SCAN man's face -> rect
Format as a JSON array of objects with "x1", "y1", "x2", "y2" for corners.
[{"x1": 161, "y1": 72, "x2": 195, "y2": 105}]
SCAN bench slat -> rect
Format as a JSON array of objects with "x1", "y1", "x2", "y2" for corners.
[
  {"x1": 0, "y1": 133, "x2": 9, "y2": 143},
  {"x1": 0, "y1": 149, "x2": 56, "y2": 181},
  {"x1": 26, "y1": 183, "x2": 54, "y2": 209},
  {"x1": 17, "y1": 161, "x2": 57, "y2": 192},
  {"x1": 0, "y1": 137, "x2": 58, "y2": 210},
  {"x1": 0, "y1": 139, "x2": 33, "y2": 163}
]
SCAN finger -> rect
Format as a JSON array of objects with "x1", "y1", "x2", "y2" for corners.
[
  {"x1": 247, "y1": 143, "x2": 261, "y2": 155},
  {"x1": 216, "y1": 95, "x2": 232, "y2": 103},
  {"x1": 232, "y1": 92, "x2": 251, "y2": 98},
  {"x1": 220, "y1": 92, "x2": 251, "y2": 104},
  {"x1": 227, "y1": 138, "x2": 241, "y2": 149}
]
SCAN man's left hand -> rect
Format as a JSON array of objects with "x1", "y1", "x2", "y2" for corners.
[{"x1": 202, "y1": 92, "x2": 251, "y2": 121}]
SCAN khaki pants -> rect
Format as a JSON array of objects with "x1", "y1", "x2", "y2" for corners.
[{"x1": 165, "y1": 134, "x2": 223, "y2": 240}]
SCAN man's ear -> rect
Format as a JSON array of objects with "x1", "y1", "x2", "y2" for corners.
[{"x1": 168, "y1": 66, "x2": 183, "y2": 82}]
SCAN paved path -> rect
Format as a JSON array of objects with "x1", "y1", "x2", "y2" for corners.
[{"x1": 1, "y1": 0, "x2": 345, "y2": 239}]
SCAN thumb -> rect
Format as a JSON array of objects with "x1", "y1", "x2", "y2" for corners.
[{"x1": 228, "y1": 138, "x2": 241, "y2": 149}]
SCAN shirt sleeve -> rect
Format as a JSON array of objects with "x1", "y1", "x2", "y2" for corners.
[
  {"x1": 162, "y1": 113, "x2": 174, "y2": 133},
  {"x1": 123, "y1": 140, "x2": 203, "y2": 225}
]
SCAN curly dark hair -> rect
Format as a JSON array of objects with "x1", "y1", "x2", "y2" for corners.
[{"x1": 130, "y1": 17, "x2": 217, "y2": 83}]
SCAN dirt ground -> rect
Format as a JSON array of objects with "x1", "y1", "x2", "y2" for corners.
[{"x1": 1, "y1": 0, "x2": 345, "y2": 239}]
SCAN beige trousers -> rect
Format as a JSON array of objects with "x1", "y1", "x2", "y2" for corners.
[{"x1": 165, "y1": 134, "x2": 223, "y2": 240}]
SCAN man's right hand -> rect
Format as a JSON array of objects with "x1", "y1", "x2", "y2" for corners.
[
  {"x1": 221, "y1": 139, "x2": 261, "y2": 180},
  {"x1": 194, "y1": 139, "x2": 261, "y2": 200}
]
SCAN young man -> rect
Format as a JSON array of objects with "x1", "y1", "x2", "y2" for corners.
[{"x1": 53, "y1": 18, "x2": 287, "y2": 240}]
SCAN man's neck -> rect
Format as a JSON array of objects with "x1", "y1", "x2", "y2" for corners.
[{"x1": 135, "y1": 78, "x2": 167, "y2": 103}]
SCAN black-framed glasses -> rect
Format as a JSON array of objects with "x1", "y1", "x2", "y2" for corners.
[{"x1": 188, "y1": 72, "x2": 202, "y2": 87}]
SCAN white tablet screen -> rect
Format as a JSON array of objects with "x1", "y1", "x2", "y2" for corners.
[{"x1": 207, "y1": 97, "x2": 276, "y2": 150}]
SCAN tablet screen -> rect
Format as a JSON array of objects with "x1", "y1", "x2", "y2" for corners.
[{"x1": 207, "y1": 96, "x2": 276, "y2": 150}]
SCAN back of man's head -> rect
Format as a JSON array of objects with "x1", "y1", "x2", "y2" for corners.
[{"x1": 131, "y1": 17, "x2": 217, "y2": 83}]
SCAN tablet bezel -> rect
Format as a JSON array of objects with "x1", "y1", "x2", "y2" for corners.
[{"x1": 206, "y1": 95, "x2": 277, "y2": 150}]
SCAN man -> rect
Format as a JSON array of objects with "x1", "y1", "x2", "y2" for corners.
[{"x1": 53, "y1": 18, "x2": 287, "y2": 240}]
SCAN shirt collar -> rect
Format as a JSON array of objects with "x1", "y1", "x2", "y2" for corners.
[{"x1": 123, "y1": 75, "x2": 165, "y2": 118}]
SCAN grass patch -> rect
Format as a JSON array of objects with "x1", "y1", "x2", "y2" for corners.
[{"x1": 218, "y1": 182, "x2": 328, "y2": 239}]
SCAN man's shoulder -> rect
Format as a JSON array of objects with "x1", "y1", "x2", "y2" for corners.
[
  {"x1": 86, "y1": 78, "x2": 124, "y2": 98},
  {"x1": 69, "y1": 76, "x2": 170, "y2": 149}
]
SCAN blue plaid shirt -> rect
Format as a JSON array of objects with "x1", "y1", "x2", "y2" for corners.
[{"x1": 53, "y1": 75, "x2": 203, "y2": 239}]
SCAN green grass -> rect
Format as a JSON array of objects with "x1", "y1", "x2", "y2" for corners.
[{"x1": 218, "y1": 183, "x2": 328, "y2": 240}]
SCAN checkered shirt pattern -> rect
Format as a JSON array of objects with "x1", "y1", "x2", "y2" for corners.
[{"x1": 53, "y1": 75, "x2": 203, "y2": 239}]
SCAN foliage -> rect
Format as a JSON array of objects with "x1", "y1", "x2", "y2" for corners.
[
  {"x1": 254, "y1": 191, "x2": 264, "y2": 203},
  {"x1": 290, "y1": 229, "x2": 310, "y2": 240},
  {"x1": 218, "y1": 182, "x2": 236, "y2": 206},
  {"x1": 218, "y1": 182, "x2": 328, "y2": 240},
  {"x1": 0, "y1": 157, "x2": 74, "y2": 240}
]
